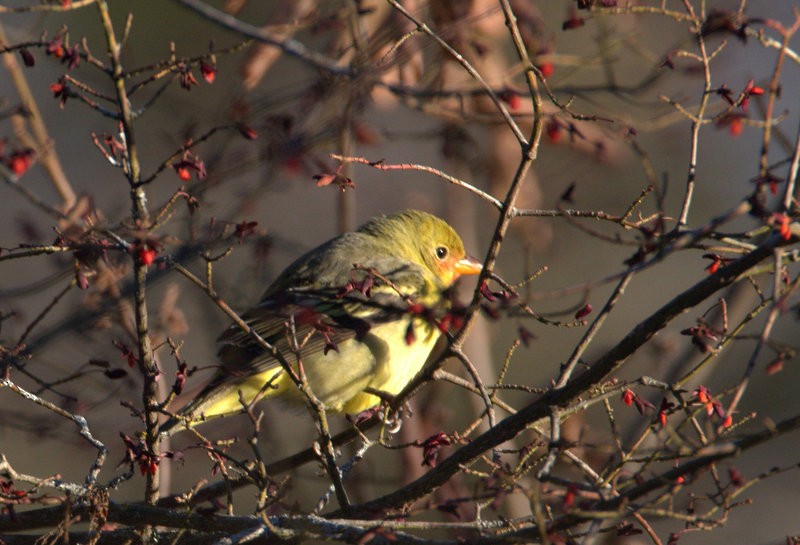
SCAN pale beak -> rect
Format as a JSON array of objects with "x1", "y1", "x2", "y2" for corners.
[{"x1": 454, "y1": 255, "x2": 483, "y2": 276}]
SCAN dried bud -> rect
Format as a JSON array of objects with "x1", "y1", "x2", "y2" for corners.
[
  {"x1": 200, "y1": 61, "x2": 217, "y2": 84},
  {"x1": 19, "y1": 48, "x2": 35, "y2": 67}
]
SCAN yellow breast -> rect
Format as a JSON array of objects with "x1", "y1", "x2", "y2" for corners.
[
  {"x1": 276, "y1": 315, "x2": 440, "y2": 414},
  {"x1": 187, "y1": 316, "x2": 440, "y2": 422}
]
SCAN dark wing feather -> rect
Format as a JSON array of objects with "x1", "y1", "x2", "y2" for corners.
[{"x1": 212, "y1": 267, "x2": 432, "y2": 392}]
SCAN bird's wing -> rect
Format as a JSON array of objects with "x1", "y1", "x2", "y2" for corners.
[
  {"x1": 216, "y1": 292, "x2": 369, "y2": 373},
  {"x1": 212, "y1": 261, "x2": 434, "y2": 388}
]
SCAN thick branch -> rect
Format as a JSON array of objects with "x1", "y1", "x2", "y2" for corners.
[{"x1": 335, "y1": 235, "x2": 784, "y2": 517}]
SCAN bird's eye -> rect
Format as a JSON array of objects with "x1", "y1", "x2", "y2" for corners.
[{"x1": 435, "y1": 246, "x2": 448, "y2": 260}]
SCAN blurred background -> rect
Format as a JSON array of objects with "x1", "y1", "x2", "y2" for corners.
[{"x1": 1, "y1": 1, "x2": 800, "y2": 543}]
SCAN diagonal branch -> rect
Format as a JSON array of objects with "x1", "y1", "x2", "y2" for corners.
[{"x1": 335, "y1": 234, "x2": 787, "y2": 517}]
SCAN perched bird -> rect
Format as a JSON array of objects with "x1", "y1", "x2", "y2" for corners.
[{"x1": 160, "y1": 210, "x2": 481, "y2": 436}]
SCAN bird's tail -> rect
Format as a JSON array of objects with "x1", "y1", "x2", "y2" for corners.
[{"x1": 158, "y1": 368, "x2": 287, "y2": 437}]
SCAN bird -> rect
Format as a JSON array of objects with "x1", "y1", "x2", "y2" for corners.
[{"x1": 159, "y1": 209, "x2": 482, "y2": 436}]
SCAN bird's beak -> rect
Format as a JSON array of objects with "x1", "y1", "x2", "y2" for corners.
[{"x1": 454, "y1": 255, "x2": 483, "y2": 276}]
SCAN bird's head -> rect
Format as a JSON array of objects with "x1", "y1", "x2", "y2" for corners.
[{"x1": 363, "y1": 210, "x2": 482, "y2": 289}]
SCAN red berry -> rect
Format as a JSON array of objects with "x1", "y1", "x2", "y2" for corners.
[
  {"x1": 547, "y1": 119, "x2": 562, "y2": 143},
  {"x1": 9, "y1": 153, "x2": 33, "y2": 175},
  {"x1": 728, "y1": 117, "x2": 743, "y2": 136},
  {"x1": 238, "y1": 125, "x2": 258, "y2": 140},
  {"x1": 622, "y1": 389, "x2": 634, "y2": 406},
  {"x1": 138, "y1": 247, "x2": 157, "y2": 266},
  {"x1": 575, "y1": 304, "x2": 592, "y2": 319},
  {"x1": 722, "y1": 415, "x2": 733, "y2": 428},
  {"x1": 200, "y1": 62, "x2": 217, "y2": 84}
]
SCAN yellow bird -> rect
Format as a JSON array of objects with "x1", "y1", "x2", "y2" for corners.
[{"x1": 160, "y1": 210, "x2": 481, "y2": 436}]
